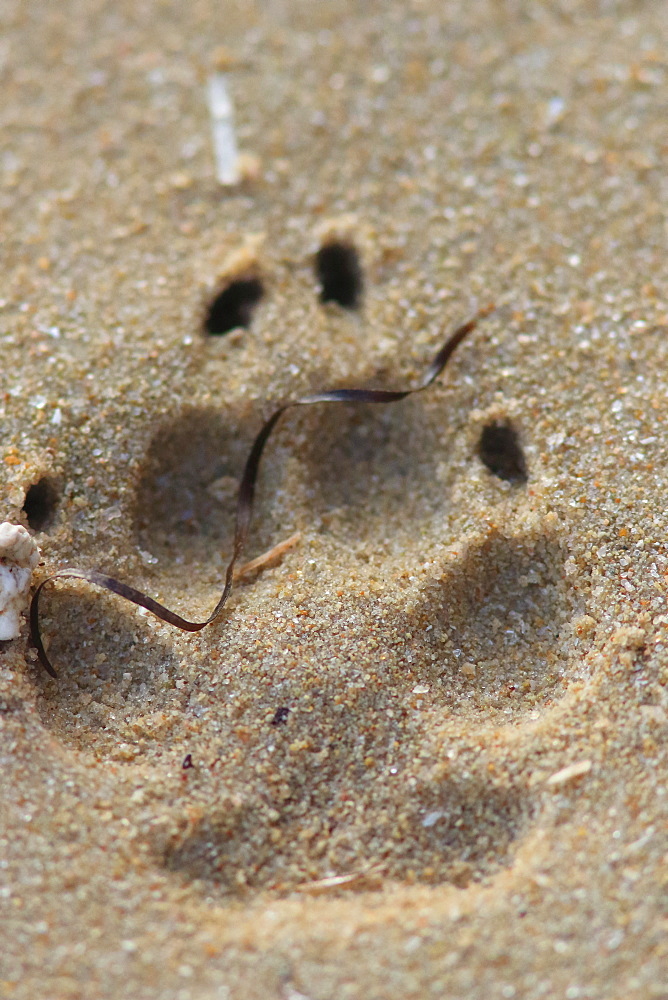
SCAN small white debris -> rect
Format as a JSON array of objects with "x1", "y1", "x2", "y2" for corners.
[
  {"x1": 0, "y1": 523, "x2": 40, "y2": 640},
  {"x1": 545, "y1": 96, "x2": 566, "y2": 126},
  {"x1": 207, "y1": 73, "x2": 240, "y2": 185},
  {"x1": 422, "y1": 810, "x2": 445, "y2": 828},
  {"x1": 546, "y1": 759, "x2": 592, "y2": 787},
  {"x1": 100, "y1": 505, "x2": 122, "y2": 522},
  {"x1": 624, "y1": 827, "x2": 654, "y2": 856},
  {"x1": 369, "y1": 64, "x2": 390, "y2": 84}
]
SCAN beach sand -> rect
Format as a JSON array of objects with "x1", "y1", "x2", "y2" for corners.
[{"x1": 1, "y1": 1, "x2": 667, "y2": 997}]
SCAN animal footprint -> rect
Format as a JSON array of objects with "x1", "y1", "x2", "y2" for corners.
[{"x1": 29, "y1": 230, "x2": 595, "y2": 903}]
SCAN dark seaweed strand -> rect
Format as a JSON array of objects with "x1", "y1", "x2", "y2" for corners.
[{"x1": 30, "y1": 307, "x2": 493, "y2": 678}]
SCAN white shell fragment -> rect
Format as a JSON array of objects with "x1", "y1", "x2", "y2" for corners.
[
  {"x1": 546, "y1": 759, "x2": 592, "y2": 787},
  {"x1": 207, "y1": 73, "x2": 240, "y2": 186},
  {"x1": 0, "y1": 522, "x2": 40, "y2": 640}
]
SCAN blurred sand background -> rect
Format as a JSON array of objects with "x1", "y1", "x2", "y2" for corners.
[{"x1": 1, "y1": 1, "x2": 667, "y2": 997}]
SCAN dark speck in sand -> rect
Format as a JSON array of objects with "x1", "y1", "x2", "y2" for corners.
[{"x1": 271, "y1": 706, "x2": 290, "y2": 726}]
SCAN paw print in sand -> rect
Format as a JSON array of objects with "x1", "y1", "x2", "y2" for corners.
[{"x1": 30, "y1": 222, "x2": 594, "y2": 898}]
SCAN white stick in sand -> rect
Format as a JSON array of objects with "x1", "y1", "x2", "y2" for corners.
[
  {"x1": 207, "y1": 73, "x2": 240, "y2": 186},
  {"x1": 0, "y1": 523, "x2": 40, "y2": 640}
]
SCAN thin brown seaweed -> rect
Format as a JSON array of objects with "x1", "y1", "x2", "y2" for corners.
[{"x1": 30, "y1": 308, "x2": 493, "y2": 678}]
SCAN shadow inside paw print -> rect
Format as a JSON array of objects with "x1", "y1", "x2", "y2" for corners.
[
  {"x1": 298, "y1": 393, "x2": 455, "y2": 546},
  {"x1": 315, "y1": 239, "x2": 364, "y2": 309},
  {"x1": 402, "y1": 526, "x2": 586, "y2": 717},
  {"x1": 22, "y1": 476, "x2": 60, "y2": 532},
  {"x1": 155, "y1": 766, "x2": 532, "y2": 895},
  {"x1": 34, "y1": 591, "x2": 182, "y2": 756},
  {"x1": 204, "y1": 276, "x2": 265, "y2": 335},
  {"x1": 477, "y1": 421, "x2": 527, "y2": 484},
  {"x1": 132, "y1": 403, "x2": 286, "y2": 576}
]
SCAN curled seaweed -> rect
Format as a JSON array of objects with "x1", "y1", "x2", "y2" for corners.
[{"x1": 30, "y1": 308, "x2": 493, "y2": 678}]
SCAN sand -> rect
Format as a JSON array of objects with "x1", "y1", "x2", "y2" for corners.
[{"x1": 1, "y1": 1, "x2": 667, "y2": 997}]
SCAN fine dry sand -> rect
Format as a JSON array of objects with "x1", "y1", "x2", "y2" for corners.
[{"x1": 1, "y1": 2, "x2": 667, "y2": 997}]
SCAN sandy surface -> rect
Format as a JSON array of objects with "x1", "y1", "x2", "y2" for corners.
[{"x1": 1, "y1": 1, "x2": 667, "y2": 997}]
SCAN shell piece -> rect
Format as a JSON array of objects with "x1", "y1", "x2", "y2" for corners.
[
  {"x1": 207, "y1": 73, "x2": 240, "y2": 186},
  {"x1": 0, "y1": 522, "x2": 40, "y2": 640}
]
